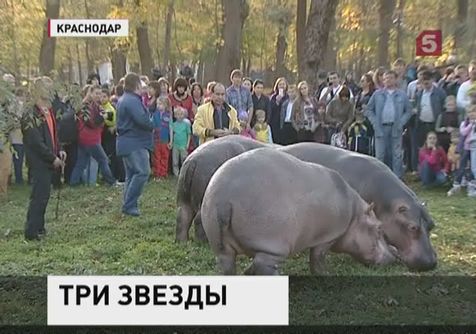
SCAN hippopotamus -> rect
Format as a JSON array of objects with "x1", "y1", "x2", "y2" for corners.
[
  {"x1": 201, "y1": 148, "x2": 394, "y2": 275},
  {"x1": 175, "y1": 135, "x2": 267, "y2": 242},
  {"x1": 279, "y1": 143, "x2": 437, "y2": 271}
]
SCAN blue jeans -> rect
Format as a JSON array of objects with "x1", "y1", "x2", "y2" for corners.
[
  {"x1": 419, "y1": 161, "x2": 447, "y2": 186},
  {"x1": 375, "y1": 125, "x2": 403, "y2": 179},
  {"x1": 12, "y1": 144, "x2": 24, "y2": 184},
  {"x1": 81, "y1": 157, "x2": 98, "y2": 185},
  {"x1": 471, "y1": 149, "x2": 476, "y2": 180},
  {"x1": 410, "y1": 126, "x2": 419, "y2": 172},
  {"x1": 122, "y1": 149, "x2": 150, "y2": 213},
  {"x1": 454, "y1": 150, "x2": 473, "y2": 184},
  {"x1": 70, "y1": 144, "x2": 116, "y2": 185}
]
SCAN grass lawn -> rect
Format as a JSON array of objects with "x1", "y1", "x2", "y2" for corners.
[{"x1": 0, "y1": 177, "x2": 475, "y2": 325}]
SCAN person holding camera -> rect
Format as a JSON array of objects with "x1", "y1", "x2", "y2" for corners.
[
  {"x1": 69, "y1": 85, "x2": 119, "y2": 187},
  {"x1": 101, "y1": 88, "x2": 124, "y2": 182}
]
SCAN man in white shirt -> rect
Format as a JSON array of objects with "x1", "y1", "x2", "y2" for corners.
[
  {"x1": 319, "y1": 72, "x2": 353, "y2": 104},
  {"x1": 456, "y1": 60, "x2": 476, "y2": 110}
]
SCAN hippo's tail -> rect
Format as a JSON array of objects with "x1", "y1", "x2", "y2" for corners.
[
  {"x1": 176, "y1": 157, "x2": 196, "y2": 206},
  {"x1": 217, "y1": 203, "x2": 233, "y2": 252}
]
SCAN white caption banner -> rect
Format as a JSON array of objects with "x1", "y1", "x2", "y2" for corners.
[
  {"x1": 47, "y1": 276, "x2": 289, "y2": 326},
  {"x1": 49, "y1": 19, "x2": 129, "y2": 37}
]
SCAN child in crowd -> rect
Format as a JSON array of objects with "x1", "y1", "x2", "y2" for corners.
[
  {"x1": 347, "y1": 111, "x2": 372, "y2": 155},
  {"x1": 170, "y1": 107, "x2": 191, "y2": 177},
  {"x1": 238, "y1": 111, "x2": 256, "y2": 139},
  {"x1": 313, "y1": 101, "x2": 328, "y2": 144},
  {"x1": 418, "y1": 131, "x2": 447, "y2": 187},
  {"x1": 253, "y1": 109, "x2": 273, "y2": 143},
  {"x1": 447, "y1": 105, "x2": 476, "y2": 197},
  {"x1": 446, "y1": 131, "x2": 460, "y2": 175},
  {"x1": 152, "y1": 96, "x2": 172, "y2": 180},
  {"x1": 435, "y1": 95, "x2": 461, "y2": 153}
]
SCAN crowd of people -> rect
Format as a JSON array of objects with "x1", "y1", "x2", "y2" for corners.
[{"x1": 1, "y1": 57, "x2": 476, "y2": 241}]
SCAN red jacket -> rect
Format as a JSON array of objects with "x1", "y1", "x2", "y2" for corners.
[
  {"x1": 418, "y1": 147, "x2": 447, "y2": 173},
  {"x1": 77, "y1": 101, "x2": 104, "y2": 147},
  {"x1": 169, "y1": 93, "x2": 194, "y2": 122}
]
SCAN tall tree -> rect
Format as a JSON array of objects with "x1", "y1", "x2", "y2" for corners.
[
  {"x1": 454, "y1": 0, "x2": 468, "y2": 55},
  {"x1": 39, "y1": 0, "x2": 60, "y2": 75},
  {"x1": 377, "y1": 0, "x2": 396, "y2": 67},
  {"x1": 216, "y1": 0, "x2": 249, "y2": 85},
  {"x1": 270, "y1": 1, "x2": 293, "y2": 79},
  {"x1": 110, "y1": 0, "x2": 128, "y2": 83},
  {"x1": 395, "y1": 0, "x2": 405, "y2": 59},
  {"x1": 163, "y1": 0, "x2": 174, "y2": 70},
  {"x1": 135, "y1": 0, "x2": 154, "y2": 77},
  {"x1": 303, "y1": 0, "x2": 338, "y2": 91},
  {"x1": 296, "y1": 0, "x2": 307, "y2": 79}
]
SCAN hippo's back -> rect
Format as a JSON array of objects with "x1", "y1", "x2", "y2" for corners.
[{"x1": 176, "y1": 136, "x2": 266, "y2": 210}]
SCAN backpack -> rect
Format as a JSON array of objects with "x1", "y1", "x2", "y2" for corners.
[
  {"x1": 330, "y1": 131, "x2": 347, "y2": 149},
  {"x1": 348, "y1": 122, "x2": 371, "y2": 155}
]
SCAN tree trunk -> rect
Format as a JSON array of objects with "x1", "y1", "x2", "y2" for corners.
[
  {"x1": 39, "y1": 0, "x2": 60, "y2": 75},
  {"x1": 395, "y1": 0, "x2": 405, "y2": 59},
  {"x1": 296, "y1": 0, "x2": 307, "y2": 80},
  {"x1": 111, "y1": 47, "x2": 127, "y2": 84},
  {"x1": 136, "y1": 24, "x2": 154, "y2": 77},
  {"x1": 377, "y1": 0, "x2": 396, "y2": 67},
  {"x1": 275, "y1": 32, "x2": 287, "y2": 79},
  {"x1": 68, "y1": 47, "x2": 73, "y2": 84},
  {"x1": 216, "y1": 0, "x2": 249, "y2": 85},
  {"x1": 163, "y1": 0, "x2": 174, "y2": 70},
  {"x1": 84, "y1": 0, "x2": 94, "y2": 75},
  {"x1": 454, "y1": 0, "x2": 468, "y2": 53},
  {"x1": 76, "y1": 43, "x2": 83, "y2": 85},
  {"x1": 303, "y1": 0, "x2": 339, "y2": 91},
  {"x1": 323, "y1": 9, "x2": 337, "y2": 72}
]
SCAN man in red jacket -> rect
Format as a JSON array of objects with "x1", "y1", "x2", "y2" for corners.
[{"x1": 69, "y1": 85, "x2": 118, "y2": 186}]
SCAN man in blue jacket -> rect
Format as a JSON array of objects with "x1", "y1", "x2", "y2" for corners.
[
  {"x1": 116, "y1": 73, "x2": 154, "y2": 217},
  {"x1": 365, "y1": 70, "x2": 413, "y2": 179}
]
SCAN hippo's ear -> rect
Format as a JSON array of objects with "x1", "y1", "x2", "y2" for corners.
[{"x1": 366, "y1": 202, "x2": 375, "y2": 215}]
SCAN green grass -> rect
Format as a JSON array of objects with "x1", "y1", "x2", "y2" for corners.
[{"x1": 0, "y1": 177, "x2": 475, "y2": 325}]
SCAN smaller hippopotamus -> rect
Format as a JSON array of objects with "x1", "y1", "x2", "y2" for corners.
[
  {"x1": 201, "y1": 148, "x2": 394, "y2": 275},
  {"x1": 175, "y1": 135, "x2": 267, "y2": 243}
]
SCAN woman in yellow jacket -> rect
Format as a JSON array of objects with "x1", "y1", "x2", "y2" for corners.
[{"x1": 192, "y1": 83, "x2": 241, "y2": 146}]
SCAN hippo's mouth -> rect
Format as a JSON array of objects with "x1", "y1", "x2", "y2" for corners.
[{"x1": 384, "y1": 235, "x2": 402, "y2": 261}]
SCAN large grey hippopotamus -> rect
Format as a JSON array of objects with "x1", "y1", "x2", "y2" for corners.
[
  {"x1": 175, "y1": 135, "x2": 266, "y2": 242},
  {"x1": 280, "y1": 143, "x2": 437, "y2": 271},
  {"x1": 201, "y1": 148, "x2": 395, "y2": 275}
]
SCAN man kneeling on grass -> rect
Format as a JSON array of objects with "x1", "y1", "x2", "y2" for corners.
[{"x1": 21, "y1": 77, "x2": 66, "y2": 241}]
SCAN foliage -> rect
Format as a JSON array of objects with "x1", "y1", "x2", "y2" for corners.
[{"x1": 1, "y1": 0, "x2": 476, "y2": 83}]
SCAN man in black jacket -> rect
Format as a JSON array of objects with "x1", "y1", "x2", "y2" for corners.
[{"x1": 21, "y1": 77, "x2": 66, "y2": 241}]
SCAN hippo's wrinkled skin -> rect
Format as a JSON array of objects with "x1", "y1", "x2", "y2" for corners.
[
  {"x1": 201, "y1": 148, "x2": 395, "y2": 275},
  {"x1": 175, "y1": 136, "x2": 267, "y2": 242},
  {"x1": 280, "y1": 143, "x2": 437, "y2": 272}
]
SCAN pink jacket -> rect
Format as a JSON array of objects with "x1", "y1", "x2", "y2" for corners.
[
  {"x1": 419, "y1": 147, "x2": 447, "y2": 173},
  {"x1": 460, "y1": 121, "x2": 474, "y2": 151},
  {"x1": 240, "y1": 128, "x2": 256, "y2": 140}
]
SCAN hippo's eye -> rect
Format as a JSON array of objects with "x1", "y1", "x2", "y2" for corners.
[
  {"x1": 408, "y1": 224, "x2": 419, "y2": 232},
  {"x1": 398, "y1": 206, "x2": 408, "y2": 214}
]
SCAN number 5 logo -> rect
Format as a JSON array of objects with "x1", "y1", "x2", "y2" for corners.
[{"x1": 416, "y1": 30, "x2": 442, "y2": 57}]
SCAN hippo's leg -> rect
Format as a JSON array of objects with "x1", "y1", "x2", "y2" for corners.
[
  {"x1": 245, "y1": 253, "x2": 281, "y2": 275},
  {"x1": 175, "y1": 204, "x2": 194, "y2": 243},
  {"x1": 193, "y1": 211, "x2": 208, "y2": 243},
  {"x1": 217, "y1": 249, "x2": 237, "y2": 275},
  {"x1": 309, "y1": 243, "x2": 333, "y2": 275}
]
